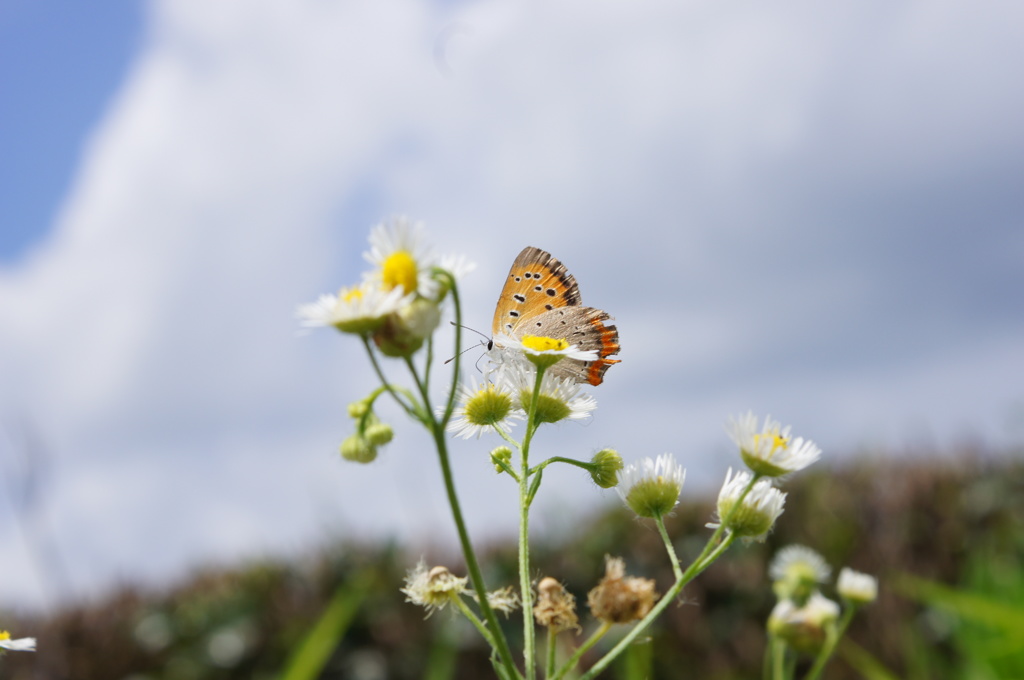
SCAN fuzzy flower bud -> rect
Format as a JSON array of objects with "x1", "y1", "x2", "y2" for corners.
[
  {"x1": 534, "y1": 577, "x2": 580, "y2": 634},
  {"x1": 340, "y1": 435, "x2": 377, "y2": 464},
  {"x1": 587, "y1": 557, "x2": 658, "y2": 624},
  {"x1": 837, "y1": 567, "x2": 878, "y2": 605},
  {"x1": 590, "y1": 449, "x2": 623, "y2": 488}
]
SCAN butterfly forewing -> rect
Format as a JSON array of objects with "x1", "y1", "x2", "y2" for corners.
[{"x1": 492, "y1": 247, "x2": 582, "y2": 338}]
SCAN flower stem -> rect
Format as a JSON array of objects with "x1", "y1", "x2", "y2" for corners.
[
  {"x1": 404, "y1": 356, "x2": 520, "y2": 679},
  {"x1": 803, "y1": 605, "x2": 856, "y2": 680},
  {"x1": 654, "y1": 514, "x2": 683, "y2": 581},
  {"x1": 551, "y1": 622, "x2": 611, "y2": 680},
  {"x1": 518, "y1": 366, "x2": 547, "y2": 680}
]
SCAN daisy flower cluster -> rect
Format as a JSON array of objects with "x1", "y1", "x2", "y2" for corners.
[
  {"x1": 446, "y1": 362, "x2": 598, "y2": 440},
  {"x1": 766, "y1": 544, "x2": 878, "y2": 671}
]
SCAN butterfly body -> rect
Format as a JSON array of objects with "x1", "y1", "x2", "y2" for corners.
[{"x1": 491, "y1": 246, "x2": 620, "y2": 385}]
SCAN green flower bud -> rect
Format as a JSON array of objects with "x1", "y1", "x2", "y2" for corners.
[
  {"x1": 364, "y1": 422, "x2": 394, "y2": 446},
  {"x1": 590, "y1": 449, "x2": 623, "y2": 488},
  {"x1": 340, "y1": 435, "x2": 377, "y2": 464},
  {"x1": 491, "y1": 446, "x2": 513, "y2": 473},
  {"x1": 348, "y1": 400, "x2": 371, "y2": 419}
]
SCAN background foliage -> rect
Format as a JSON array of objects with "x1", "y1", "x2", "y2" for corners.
[{"x1": 3, "y1": 452, "x2": 1022, "y2": 680}]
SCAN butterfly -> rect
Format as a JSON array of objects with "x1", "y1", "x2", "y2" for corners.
[{"x1": 490, "y1": 246, "x2": 620, "y2": 385}]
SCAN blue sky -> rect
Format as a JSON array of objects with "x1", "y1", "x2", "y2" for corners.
[
  {"x1": 0, "y1": 0, "x2": 145, "y2": 261},
  {"x1": 1, "y1": 0, "x2": 1023, "y2": 611}
]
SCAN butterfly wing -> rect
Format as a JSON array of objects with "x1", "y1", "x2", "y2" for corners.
[
  {"x1": 522, "y1": 306, "x2": 620, "y2": 385},
  {"x1": 492, "y1": 247, "x2": 582, "y2": 337},
  {"x1": 491, "y1": 247, "x2": 620, "y2": 386}
]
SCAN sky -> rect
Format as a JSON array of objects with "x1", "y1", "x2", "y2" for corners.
[{"x1": 1, "y1": 0, "x2": 1023, "y2": 611}]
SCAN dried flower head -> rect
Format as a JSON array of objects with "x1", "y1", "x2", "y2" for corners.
[
  {"x1": 587, "y1": 557, "x2": 658, "y2": 624},
  {"x1": 534, "y1": 577, "x2": 581, "y2": 634},
  {"x1": 400, "y1": 561, "x2": 468, "y2": 617}
]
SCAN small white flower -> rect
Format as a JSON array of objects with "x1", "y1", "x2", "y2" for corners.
[
  {"x1": 490, "y1": 332, "x2": 599, "y2": 369},
  {"x1": 770, "y1": 545, "x2": 832, "y2": 584},
  {"x1": 767, "y1": 591, "x2": 840, "y2": 652},
  {"x1": 446, "y1": 379, "x2": 522, "y2": 439},
  {"x1": 400, "y1": 561, "x2": 468, "y2": 617},
  {"x1": 727, "y1": 412, "x2": 821, "y2": 477},
  {"x1": 506, "y1": 364, "x2": 597, "y2": 423},
  {"x1": 617, "y1": 453, "x2": 687, "y2": 518},
  {"x1": 714, "y1": 468, "x2": 786, "y2": 541},
  {"x1": 0, "y1": 631, "x2": 35, "y2": 652},
  {"x1": 297, "y1": 282, "x2": 412, "y2": 334},
  {"x1": 837, "y1": 567, "x2": 878, "y2": 605}
]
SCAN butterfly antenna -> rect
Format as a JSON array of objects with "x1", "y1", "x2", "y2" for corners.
[
  {"x1": 443, "y1": 340, "x2": 488, "y2": 365},
  {"x1": 450, "y1": 321, "x2": 490, "y2": 341}
]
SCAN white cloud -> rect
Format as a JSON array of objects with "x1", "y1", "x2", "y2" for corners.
[{"x1": 2, "y1": 0, "x2": 1023, "y2": 608}]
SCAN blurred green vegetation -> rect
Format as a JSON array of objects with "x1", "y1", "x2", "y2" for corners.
[{"x1": 2, "y1": 454, "x2": 1022, "y2": 679}]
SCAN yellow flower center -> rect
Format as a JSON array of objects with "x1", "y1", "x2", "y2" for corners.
[
  {"x1": 0, "y1": 631, "x2": 9, "y2": 641},
  {"x1": 522, "y1": 335, "x2": 569, "y2": 352},
  {"x1": 341, "y1": 287, "x2": 364, "y2": 303},
  {"x1": 382, "y1": 250, "x2": 418, "y2": 294},
  {"x1": 754, "y1": 430, "x2": 789, "y2": 457}
]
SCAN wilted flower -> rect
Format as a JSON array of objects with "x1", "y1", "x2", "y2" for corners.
[
  {"x1": 587, "y1": 557, "x2": 658, "y2": 624},
  {"x1": 400, "y1": 561, "x2": 469, "y2": 617},
  {"x1": 534, "y1": 577, "x2": 580, "y2": 634}
]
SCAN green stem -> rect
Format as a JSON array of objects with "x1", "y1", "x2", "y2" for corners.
[
  {"x1": 529, "y1": 456, "x2": 593, "y2": 476},
  {"x1": 453, "y1": 595, "x2": 497, "y2": 649},
  {"x1": 518, "y1": 365, "x2": 547, "y2": 680},
  {"x1": 361, "y1": 336, "x2": 422, "y2": 421},
  {"x1": 803, "y1": 605, "x2": 856, "y2": 680},
  {"x1": 405, "y1": 353, "x2": 520, "y2": 679},
  {"x1": 545, "y1": 628, "x2": 557, "y2": 679},
  {"x1": 551, "y1": 622, "x2": 612, "y2": 680},
  {"x1": 768, "y1": 634, "x2": 788, "y2": 680},
  {"x1": 654, "y1": 514, "x2": 683, "y2": 582}
]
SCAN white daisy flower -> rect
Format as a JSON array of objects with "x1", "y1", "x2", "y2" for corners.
[
  {"x1": 727, "y1": 412, "x2": 821, "y2": 477},
  {"x1": 446, "y1": 379, "x2": 522, "y2": 439},
  {"x1": 770, "y1": 545, "x2": 832, "y2": 584},
  {"x1": 767, "y1": 591, "x2": 840, "y2": 653},
  {"x1": 296, "y1": 282, "x2": 412, "y2": 335},
  {"x1": 364, "y1": 216, "x2": 439, "y2": 298},
  {"x1": 770, "y1": 545, "x2": 831, "y2": 604},
  {"x1": 714, "y1": 468, "x2": 786, "y2": 541},
  {"x1": 617, "y1": 453, "x2": 687, "y2": 519},
  {"x1": 0, "y1": 631, "x2": 35, "y2": 652},
  {"x1": 490, "y1": 332, "x2": 598, "y2": 372},
  {"x1": 505, "y1": 363, "x2": 597, "y2": 424},
  {"x1": 837, "y1": 567, "x2": 878, "y2": 605}
]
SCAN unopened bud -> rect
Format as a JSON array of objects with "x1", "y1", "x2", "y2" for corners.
[
  {"x1": 340, "y1": 435, "x2": 377, "y2": 464},
  {"x1": 364, "y1": 422, "x2": 394, "y2": 446},
  {"x1": 590, "y1": 449, "x2": 623, "y2": 488}
]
